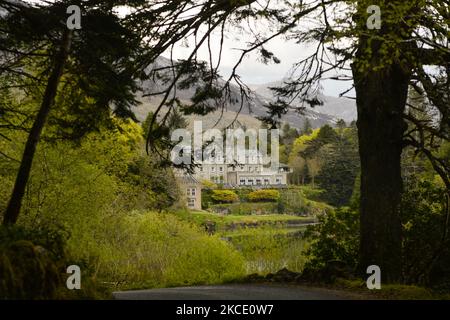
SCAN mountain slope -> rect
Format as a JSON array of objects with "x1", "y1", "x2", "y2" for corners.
[
  {"x1": 249, "y1": 82, "x2": 357, "y2": 123},
  {"x1": 133, "y1": 57, "x2": 356, "y2": 130}
]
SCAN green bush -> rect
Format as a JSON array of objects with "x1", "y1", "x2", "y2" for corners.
[
  {"x1": 0, "y1": 225, "x2": 67, "y2": 299},
  {"x1": 1, "y1": 121, "x2": 246, "y2": 295},
  {"x1": 303, "y1": 207, "x2": 359, "y2": 273},
  {"x1": 100, "y1": 211, "x2": 246, "y2": 289},
  {"x1": 301, "y1": 175, "x2": 450, "y2": 288},
  {"x1": 201, "y1": 189, "x2": 214, "y2": 209},
  {"x1": 297, "y1": 185, "x2": 325, "y2": 202},
  {"x1": 277, "y1": 188, "x2": 308, "y2": 215},
  {"x1": 402, "y1": 176, "x2": 450, "y2": 287},
  {"x1": 124, "y1": 155, "x2": 180, "y2": 211},
  {"x1": 303, "y1": 199, "x2": 334, "y2": 216},
  {"x1": 0, "y1": 225, "x2": 110, "y2": 300},
  {"x1": 234, "y1": 188, "x2": 252, "y2": 200},
  {"x1": 211, "y1": 190, "x2": 239, "y2": 204},
  {"x1": 247, "y1": 190, "x2": 280, "y2": 202}
]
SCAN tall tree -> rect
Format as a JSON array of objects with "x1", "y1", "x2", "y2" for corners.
[
  {"x1": 1, "y1": 0, "x2": 145, "y2": 224},
  {"x1": 256, "y1": 0, "x2": 449, "y2": 282},
  {"x1": 3, "y1": 30, "x2": 72, "y2": 225},
  {"x1": 316, "y1": 127, "x2": 360, "y2": 207},
  {"x1": 302, "y1": 118, "x2": 313, "y2": 135},
  {"x1": 3, "y1": 0, "x2": 446, "y2": 283}
]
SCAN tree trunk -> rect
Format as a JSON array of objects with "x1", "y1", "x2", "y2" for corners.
[
  {"x1": 3, "y1": 30, "x2": 72, "y2": 225},
  {"x1": 353, "y1": 58, "x2": 410, "y2": 283}
]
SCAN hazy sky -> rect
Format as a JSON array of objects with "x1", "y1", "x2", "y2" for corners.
[
  {"x1": 169, "y1": 30, "x2": 353, "y2": 98},
  {"x1": 24, "y1": 0, "x2": 353, "y2": 97}
]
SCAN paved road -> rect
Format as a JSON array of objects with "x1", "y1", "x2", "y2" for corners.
[{"x1": 113, "y1": 284, "x2": 357, "y2": 300}]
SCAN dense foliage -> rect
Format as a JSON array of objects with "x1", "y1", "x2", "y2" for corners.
[
  {"x1": 247, "y1": 190, "x2": 280, "y2": 203},
  {"x1": 303, "y1": 153, "x2": 450, "y2": 287},
  {"x1": 284, "y1": 123, "x2": 360, "y2": 207},
  {"x1": 0, "y1": 112, "x2": 247, "y2": 297},
  {"x1": 211, "y1": 190, "x2": 239, "y2": 204},
  {"x1": 0, "y1": 0, "x2": 448, "y2": 298},
  {"x1": 402, "y1": 174, "x2": 450, "y2": 287},
  {"x1": 0, "y1": 226, "x2": 66, "y2": 299},
  {"x1": 303, "y1": 208, "x2": 360, "y2": 274}
]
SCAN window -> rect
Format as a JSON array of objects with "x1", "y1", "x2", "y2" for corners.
[
  {"x1": 219, "y1": 166, "x2": 223, "y2": 172},
  {"x1": 191, "y1": 188, "x2": 196, "y2": 196},
  {"x1": 187, "y1": 198, "x2": 195, "y2": 208},
  {"x1": 186, "y1": 188, "x2": 191, "y2": 196},
  {"x1": 256, "y1": 179, "x2": 262, "y2": 185},
  {"x1": 239, "y1": 179, "x2": 246, "y2": 185},
  {"x1": 247, "y1": 179, "x2": 254, "y2": 185},
  {"x1": 211, "y1": 167, "x2": 215, "y2": 172},
  {"x1": 276, "y1": 178, "x2": 281, "y2": 184},
  {"x1": 264, "y1": 179, "x2": 270, "y2": 185}
]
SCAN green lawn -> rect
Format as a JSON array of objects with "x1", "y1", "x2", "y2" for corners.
[{"x1": 182, "y1": 211, "x2": 316, "y2": 230}]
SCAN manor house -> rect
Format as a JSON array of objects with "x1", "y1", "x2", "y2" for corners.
[{"x1": 189, "y1": 150, "x2": 291, "y2": 187}]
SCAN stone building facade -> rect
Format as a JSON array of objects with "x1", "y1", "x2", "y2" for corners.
[{"x1": 177, "y1": 175, "x2": 202, "y2": 210}]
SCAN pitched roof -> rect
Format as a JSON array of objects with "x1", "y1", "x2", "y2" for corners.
[{"x1": 177, "y1": 175, "x2": 200, "y2": 185}]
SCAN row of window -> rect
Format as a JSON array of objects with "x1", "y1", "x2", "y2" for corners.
[
  {"x1": 206, "y1": 155, "x2": 263, "y2": 162},
  {"x1": 239, "y1": 178, "x2": 282, "y2": 185},
  {"x1": 199, "y1": 165, "x2": 262, "y2": 173},
  {"x1": 186, "y1": 188, "x2": 196, "y2": 196},
  {"x1": 187, "y1": 198, "x2": 196, "y2": 208},
  {"x1": 199, "y1": 166, "x2": 223, "y2": 172},
  {"x1": 211, "y1": 176, "x2": 224, "y2": 183}
]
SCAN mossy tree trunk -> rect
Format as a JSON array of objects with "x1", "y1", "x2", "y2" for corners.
[{"x1": 353, "y1": 47, "x2": 410, "y2": 283}]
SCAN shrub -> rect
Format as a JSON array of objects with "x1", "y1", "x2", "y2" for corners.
[
  {"x1": 0, "y1": 225, "x2": 109, "y2": 300},
  {"x1": 247, "y1": 190, "x2": 280, "y2": 202},
  {"x1": 301, "y1": 175, "x2": 450, "y2": 288},
  {"x1": 303, "y1": 199, "x2": 333, "y2": 216},
  {"x1": 235, "y1": 188, "x2": 252, "y2": 200},
  {"x1": 211, "y1": 190, "x2": 239, "y2": 204},
  {"x1": 201, "y1": 189, "x2": 214, "y2": 209},
  {"x1": 201, "y1": 180, "x2": 218, "y2": 190},
  {"x1": 297, "y1": 185, "x2": 325, "y2": 202},
  {"x1": 100, "y1": 211, "x2": 246, "y2": 288},
  {"x1": 0, "y1": 225, "x2": 67, "y2": 299},
  {"x1": 277, "y1": 188, "x2": 308, "y2": 215},
  {"x1": 303, "y1": 207, "x2": 359, "y2": 274},
  {"x1": 402, "y1": 176, "x2": 450, "y2": 287}
]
